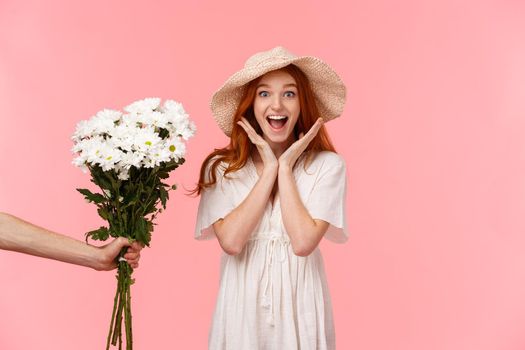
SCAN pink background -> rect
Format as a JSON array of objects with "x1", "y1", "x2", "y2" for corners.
[{"x1": 1, "y1": 0, "x2": 525, "y2": 349}]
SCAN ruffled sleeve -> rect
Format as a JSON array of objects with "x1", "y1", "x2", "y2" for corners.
[
  {"x1": 194, "y1": 161, "x2": 236, "y2": 240},
  {"x1": 305, "y1": 153, "x2": 348, "y2": 243}
]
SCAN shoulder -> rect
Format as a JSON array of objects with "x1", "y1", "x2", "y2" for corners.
[
  {"x1": 309, "y1": 151, "x2": 346, "y2": 170},
  {"x1": 205, "y1": 155, "x2": 249, "y2": 184},
  {"x1": 203, "y1": 155, "x2": 229, "y2": 182},
  {"x1": 298, "y1": 151, "x2": 346, "y2": 180}
]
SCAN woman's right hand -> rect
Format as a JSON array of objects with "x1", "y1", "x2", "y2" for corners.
[{"x1": 237, "y1": 117, "x2": 278, "y2": 171}]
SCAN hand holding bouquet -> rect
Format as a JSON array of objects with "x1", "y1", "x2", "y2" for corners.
[{"x1": 72, "y1": 98, "x2": 195, "y2": 349}]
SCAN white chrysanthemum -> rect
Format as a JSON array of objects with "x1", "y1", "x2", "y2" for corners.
[
  {"x1": 72, "y1": 119, "x2": 96, "y2": 142},
  {"x1": 73, "y1": 136, "x2": 104, "y2": 163},
  {"x1": 124, "y1": 98, "x2": 161, "y2": 114},
  {"x1": 77, "y1": 138, "x2": 121, "y2": 171},
  {"x1": 120, "y1": 151, "x2": 145, "y2": 169},
  {"x1": 132, "y1": 126, "x2": 162, "y2": 152},
  {"x1": 163, "y1": 100, "x2": 186, "y2": 115},
  {"x1": 82, "y1": 138, "x2": 112, "y2": 167},
  {"x1": 164, "y1": 108, "x2": 187, "y2": 125},
  {"x1": 135, "y1": 111, "x2": 156, "y2": 127},
  {"x1": 179, "y1": 120, "x2": 197, "y2": 140},
  {"x1": 164, "y1": 111, "x2": 194, "y2": 139},
  {"x1": 96, "y1": 109, "x2": 122, "y2": 122},
  {"x1": 120, "y1": 113, "x2": 141, "y2": 129},
  {"x1": 149, "y1": 111, "x2": 170, "y2": 129},
  {"x1": 72, "y1": 98, "x2": 194, "y2": 175},
  {"x1": 89, "y1": 114, "x2": 116, "y2": 135},
  {"x1": 97, "y1": 146, "x2": 124, "y2": 171},
  {"x1": 144, "y1": 147, "x2": 172, "y2": 168},
  {"x1": 165, "y1": 137, "x2": 187, "y2": 161},
  {"x1": 110, "y1": 124, "x2": 137, "y2": 152},
  {"x1": 72, "y1": 155, "x2": 89, "y2": 173},
  {"x1": 117, "y1": 168, "x2": 130, "y2": 180}
]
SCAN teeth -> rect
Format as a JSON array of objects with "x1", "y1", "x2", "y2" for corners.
[{"x1": 267, "y1": 115, "x2": 287, "y2": 120}]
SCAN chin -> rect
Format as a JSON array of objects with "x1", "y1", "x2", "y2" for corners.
[{"x1": 264, "y1": 129, "x2": 294, "y2": 145}]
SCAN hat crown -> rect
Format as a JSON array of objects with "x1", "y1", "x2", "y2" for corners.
[{"x1": 244, "y1": 46, "x2": 297, "y2": 69}]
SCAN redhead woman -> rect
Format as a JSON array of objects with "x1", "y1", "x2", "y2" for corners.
[{"x1": 194, "y1": 46, "x2": 348, "y2": 350}]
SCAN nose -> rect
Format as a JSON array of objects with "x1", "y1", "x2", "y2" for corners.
[{"x1": 270, "y1": 95, "x2": 283, "y2": 111}]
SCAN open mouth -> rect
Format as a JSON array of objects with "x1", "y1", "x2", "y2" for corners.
[{"x1": 266, "y1": 115, "x2": 288, "y2": 131}]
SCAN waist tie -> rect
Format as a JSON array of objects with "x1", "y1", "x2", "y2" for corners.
[{"x1": 250, "y1": 235, "x2": 290, "y2": 326}]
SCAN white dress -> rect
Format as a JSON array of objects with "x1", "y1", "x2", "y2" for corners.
[{"x1": 195, "y1": 151, "x2": 348, "y2": 350}]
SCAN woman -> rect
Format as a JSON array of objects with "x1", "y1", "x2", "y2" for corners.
[{"x1": 194, "y1": 46, "x2": 348, "y2": 349}]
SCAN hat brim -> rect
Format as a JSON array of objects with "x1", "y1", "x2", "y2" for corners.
[{"x1": 211, "y1": 55, "x2": 346, "y2": 136}]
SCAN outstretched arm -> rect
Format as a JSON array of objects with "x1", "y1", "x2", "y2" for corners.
[{"x1": 0, "y1": 212, "x2": 142, "y2": 271}]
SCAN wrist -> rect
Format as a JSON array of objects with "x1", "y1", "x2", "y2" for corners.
[
  {"x1": 278, "y1": 163, "x2": 293, "y2": 175},
  {"x1": 90, "y1": 249, "x2": 104, "y2": 271},
  {"x1": 262, "y1": 163, "x2": 278, "y2": 177},
  {"x1": 91, "y1": 247, "x2": 112, "y2": 271}
]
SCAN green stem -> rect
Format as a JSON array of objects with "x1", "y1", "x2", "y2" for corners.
[
  {"x1": 107, "y1": 260, "x2": 133, "y2": 349},
  {"x1": 106, "y1": 278, "x2": 121, "y2": 350},
  {"x1": 111, "y1": 263, "x2": 126, "y2": 346},
  {"x1": 124, "y1": 264, "x2": 133, "y2": 349}
]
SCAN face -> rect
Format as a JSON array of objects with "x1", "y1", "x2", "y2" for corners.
[{"x1": 253, "y1": 69, "x2": 300, "y2": 147}]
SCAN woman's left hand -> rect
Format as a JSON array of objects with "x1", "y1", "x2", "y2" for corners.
[{"x1": 278, "y1": 118, "x2": 323, "y2": 170}]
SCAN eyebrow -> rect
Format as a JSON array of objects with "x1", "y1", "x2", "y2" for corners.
[{"x1": 256, "y1": 83, "x2": 298, "y2": 89}]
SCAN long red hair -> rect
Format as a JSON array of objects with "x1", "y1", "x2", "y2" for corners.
[{"x1": 191, "y1": 64, "x2": 336, "y2": 195}]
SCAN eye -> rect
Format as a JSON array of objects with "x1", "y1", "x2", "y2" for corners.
[
  {"x1": 284, "y1": 91, "x2": 296, "y2": 98},
  {"x1": 258, "y1": 91, "x2": 269, "y2": 97}
]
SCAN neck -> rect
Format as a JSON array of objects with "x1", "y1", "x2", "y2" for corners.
[
  {"x1": 251, "y1": 135, "x2": 296, "y2": 163},
  {"x1": 266, "y1": 134, "x2": 296, "y2": 159}
]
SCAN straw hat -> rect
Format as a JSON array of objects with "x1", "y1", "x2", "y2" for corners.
[{"x1": 210, "y1": 46, "x2": 346, "y2": 136}]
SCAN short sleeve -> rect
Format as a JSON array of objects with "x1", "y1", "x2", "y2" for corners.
[
  {"x1": 194, "y1": 162, "x2": 236, "y2": 240},
  {"x1": 306, "y1": 154, "x2": 348, "y2": 243}
]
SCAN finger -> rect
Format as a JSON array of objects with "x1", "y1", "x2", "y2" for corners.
[
  {"x1": 237, "y1": 121, "x2": 256, "y2": 143},
  {"x1": 308, "y1": 118, "x2": 323, "y2": 134},
  {"x1": 303, "y1": 118, "x2": 323, "y2": 142},
  {"x1": 239, "y1": 117, "x2": 260, "y2": 139},
  {"x1": 236, "y1": 120, "x2": 249, "y2": 133},
  {"x1": 287, "y1": 118, "x2": 323, "y2": 156},
  {"x1": 238, "y1": 120, "x2": 262, "y2": 145},
  {"x1": 124, "y1": 252, "x2": 139, "y2": 260},
  {"x1": 115, "y1": 236, "x2": 130, "y2": 248},
  {"x1": 131, "y1": 241, "x2": 143, "y2": 251}
]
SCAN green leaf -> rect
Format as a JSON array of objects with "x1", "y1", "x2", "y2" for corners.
[
  {"x1": 97, "y1": 207, "x2": 110, "y2": 220},
  {"x1": 134, "y1": 217, "x2": 151, "y2": 246},
  {"x1": 158, "y1": 128, "x2": 169, "y2": 139},
  {"x1": 95, "y1": 175, "x2": 112, "y2": 191},
  {"x1": 171, "y1": 184, "x2": 177, "y2": 190},
  {"x1": 85, "y1": 226, "x2": 110, "y2": 241},
  {"x1": 159, "y1": 186, "x2": 168, "y2": 208},
  {"x1": 77, "y1": 188, "x2": 106, "y2": 204},
  {"x1": 158, "y1": 171, "x2": 170, "y2": 179}
]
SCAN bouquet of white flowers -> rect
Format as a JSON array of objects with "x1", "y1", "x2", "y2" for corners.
[{"x1": 72, "y1": 98, "x2": 195, "y2": 349}]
